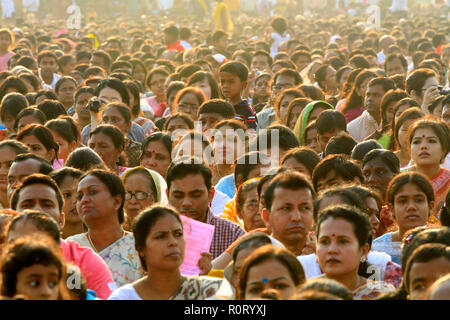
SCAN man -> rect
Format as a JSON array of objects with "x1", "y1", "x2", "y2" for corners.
[
  {"x1": 90, "y1": 50, "x2": 112, "y2": 74},
  {"x1": 290, "y1": 50, "x2": 311, "y2": 73},
  {"x1": 261, "y1": 170, "x2": 316, "y2": 256},
  {"x1": 315, "y1": 110, "x2": 348, "y2": 154},
  {"x1": 7, "y1": 153, "x2": 53, "y2": 202},
  {"x1": 384, "y1": 53, "x2": 408, "y2": 76},
  {"x1": 250, "y1": 50, "x2": 273, "y2": 74},
  {"x1": 37, "y1": 50, "x2": 61, "y2": 90},
  {"x1": 163, "y1": 25, "x2": 185, "y2": 53},
  {"x1": 166, "y1": 158, "x2": 246, "y2": 259},
  {"x1": 10, "y1": 173, "x2": 115, "y2": 299},
  {"x1": 348, "y1": 77, "x2": 395, "y2": 142},
  {"x1": 312, "y1": 154, "x2": 364, "y2": 193},
  {"x1": 257, "y1": 68, "x2": 303, "y2": 129}
]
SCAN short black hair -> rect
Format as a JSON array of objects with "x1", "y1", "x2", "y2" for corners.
[
  {"x1": 164, "y1": 25, "x2": 179, "y2": 39},
  {"x1": 362, "y1": 149, "x2": 400, "y2": 175},
  {"x1": 324, "y1": 133, "x2": 357, "y2": 157},
  {"x1": 219, "y1": 61, "x2": 249, "y2": 82},
  {"x1": 166, "y1": 157, "x2": 212, "y2": 192},
  {"x1": 198, "y1": 99, "x2": 235, "y2": 119},
  {"x1": 65, "y1": 147, "x2": 106, "y2": 172},
  {"x1": 234, "y1": 151, "x2": 271, "y2": 188},
  {"x1": 315, "y1": 110, "x2": 347, "y2": 135},
  {"x1": 281, "y1": 147, "x2": 321, "y2": 177},
  {"x1": 250, "y1": 124, "x2": 299, "y2": 152},
  {"x1": 351, "y1": 139, "x2": 383, "y2": 162}
]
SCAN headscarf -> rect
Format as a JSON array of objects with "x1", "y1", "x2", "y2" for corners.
[
  {"x1": 293, "y1": 100, "x2": 334, "y2": 145},
  {"x1": 122, "y1": 166, "x2": 168, "y2": 205}
]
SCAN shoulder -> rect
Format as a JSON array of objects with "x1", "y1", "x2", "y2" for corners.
[
  {"x1": 373, "y1": 233, "x2": 393, "y2": 243},
  {"x1": 107, "y1": 283, "x2": 141, "y2": 300}
]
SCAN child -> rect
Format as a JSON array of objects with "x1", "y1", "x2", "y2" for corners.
[
  {"x1": 0, "y1": 235, "x2": 71, "y2": 300},
  {"x1": 0, "y1": 29, "x2": 14, "y2": 72},
  {"x1": 219, "y1": 61, "x2": 258, "y2": 131}
]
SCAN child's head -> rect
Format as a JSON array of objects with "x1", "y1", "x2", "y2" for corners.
[
  {"x1": 271, "y1": 17, "x2": 288, "y2": 35},
  {"x1": 0, "y1": 235, "x2": 69, "y2": 300},
  {"x1": 219, "y1": 61, "x2": 249, "y2": 102}
]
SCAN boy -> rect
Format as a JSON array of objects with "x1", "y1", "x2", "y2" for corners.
[
  {"x1": 197, "y1": 99, "x2": 235, "y2": 134},
  {"x1": 37, "y1": 50, "x2": 61, "y2": 90},
  {"x1": 219, "y1": 61, "x2": 258, "y2": 130}
]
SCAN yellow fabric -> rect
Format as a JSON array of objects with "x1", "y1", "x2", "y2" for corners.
[
  {"x1": 212, "y1": 2, "x2": 234, "y2": 32},
  {"x1": 208, "y1": 269, "x2": 224, "y2": 279},
  {"x1": 220, "y1": 196, "x2": 244, "y2": 229}
]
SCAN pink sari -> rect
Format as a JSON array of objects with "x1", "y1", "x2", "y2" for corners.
[{"x1": 430, "y1": 168, "x2": 450, "y2": 222}]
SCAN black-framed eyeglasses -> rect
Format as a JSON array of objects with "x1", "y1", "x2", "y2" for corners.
[{"x1": 125, "y1": 191, "x2": 152, "y2": 201}]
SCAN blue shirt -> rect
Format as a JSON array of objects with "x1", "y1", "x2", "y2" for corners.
[{"x1": 215, "y1": 174, "x2": 236, "y2": 199}]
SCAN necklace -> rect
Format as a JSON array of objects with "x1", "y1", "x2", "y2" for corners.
[{"x1": 87, "y1": 228, "x2": 125, "y2": 253}]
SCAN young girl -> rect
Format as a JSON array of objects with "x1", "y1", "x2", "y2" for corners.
[
  {"x1": 16, "y1": 124, "x2": 59, "y2": 166},
  {"x1": 187, "y1": 71, "x2": 220, "y2": 100},
  {"x1": 0, "y1": 235, "x2": 70, "y2": 300},
  {"x1": 0, "y1": 29, "x2": 14, "y2": 72},
  {"x1": 393, "y1": 108, "x2": 424, "y2": 168},
  {"x1": 45, "y1": 116, "x2": 80, "y2": 165}
]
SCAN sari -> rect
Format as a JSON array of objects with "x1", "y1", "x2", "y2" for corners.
[{"x1": 293, "y1": 101, "x2": 334, "y2": 145}]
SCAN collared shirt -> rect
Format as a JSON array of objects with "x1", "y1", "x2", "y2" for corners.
[
  {"x1": 205, "y1": 208, "x2": 246, "y2": 259},
  {"x1": 39, "y1": 69, "x2": 61, "y2": 90},
  {"x1": 256, "y1": 106, "x2": 276, "y2": 130},
  {"x1": 347, "y1": 110, "x2": 380, "y2": 142}
]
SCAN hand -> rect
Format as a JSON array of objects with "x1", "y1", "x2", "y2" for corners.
[
  {"x1": 197, "y1": 252, "x2": 212, "y2": 276},
  {"x1": 421, "y1": 86, "x2": 440, "y2": 113}
]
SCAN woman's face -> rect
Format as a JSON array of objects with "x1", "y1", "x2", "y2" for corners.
[
  {"x1": 88, "y1": 133, "x2": 122, "y2": 170},
  {"x1": 149, "y1": 73, "x2": 167, "y2": 99},
  {"x1": 362, "y1": 157, "x2": 395, "y2": 199},
  {"x1": 140, "y1": 140, "x2": 171, "y2": 178},
  {"x1": 19, "y1": 134, "x2": 54, "y2": 162},
  {"x1": 325, "y1": 66, "x2": 337, "y2": 93},
  {"x1": 244, "y1": 258, "x2": 298, "y2": 300},
  {"x1": 212, "y1": 126, "x2": 244, "y2": 165},
  {"x1": 338, "y1": 69, "x2": 351, "y2": 91},
  {"x1": 2, "y1": 113, "x2": 16, "y2": 132},
  {"x1": 410, "y1": 128, "x2": 444, "y2": 167},
  {"x1": 317, "y1": 217, "x2": 368, "y2": 280},
  {"x1": 394, "y1": 104, "x2": 409, "y2": 123},
  {"x1": 391, "y1": 183, "x2": 431, "y2": 232},
  {"x1": 16, "y1": 264, "x2": 60, "y2": 300},
  {"x1": 76, "y1": 174, "x2": 122, "y2": 225},
  {"x1": 75, "y1": 92, "x2": 94, "y2": 125},
  {"x1": 60, "y1": 175, "x2": 81, "y2": 225},
  {"x1": 282, "y1": 157, "x2": 311, "y2": 180},
  {"x1": 141, "y1": 214, "x2": 185, "y2": 271},
  {"x1": 124, "y1": 173, "x2": 154, "y2": 222},
  {"x1": 308, "y1": 106, "x2": 326, "y2": 123},
  {"x1": 305, "y1": 128, "x2": 321, "y2": 154},
  {"x1": 398, "y1": 119, "x2": 414, "y2": 149},
  {"x1": 238, "y1": 187, "x2": 265, "y2": 232},
  {"x1": 98, "y1": 87, "x2": 123, "y2": 104},
  {"x1": 279, "y1": 94, "x2": 296, "y2": 124},
  {"x1": 177, "y1": 93, "x2": 201, "y2": 121},
  {"x1": 384, "y1": 101, "x2": 398, "y2": 125},
  {"x1": 408, "y1": 256, "x2": 450, "y2": 300},
  {"x1": 102, "y1": 107, "x2": 130, "y2": 135},
  {"x1": 288, "y1": 105, "x2": 302, "y2": 129},
  {"x1": 57, "y1": 80, "x2": 77, "y2": 105},
  {"x1": 0, "y1": 33, "x2": 11, "y2": 50},
  {"x1": 17, "y1": 115, "x2": 42, "y2": 132},
  {"x1": 0, "y1": 146, "x2": 18, "y2": 192},
  {"x1": 165, "y1": 117, "x2": 190, "y2": 141},
  {"x1": 365, "y1": 196, "x2": 380, "y2": 237},
  {"x1": 191, "y1": 78, "x2": 212, "y2": 100},
  {"x1": 132, "y1": 65, "x2": 146, "y2": 84},
  {"x1": 50, "y1": 130, "x2": 76, "y2": 161},
  {"x1": 254, "y1": 76, "x2": 270, "y2": 98}
]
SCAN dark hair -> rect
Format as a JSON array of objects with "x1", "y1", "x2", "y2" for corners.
[
  {"x1": 10, "y1": 173, "x2": 64, "y2": 214},
  {"x1": 379, "y1": 89, "x2": 408, "y2": 127},
  {"x1": 315, "y1": 110, "x2": 347, "y2": 135},
  {"x1": 0, "y1": 235, "x2": 67, "y2": 298},
  {"x1": 166, "y1": 81, "x2": 186, "y2": 102},
  {"x1": 362, "y1": 149, "x2": 400, "y2": 177},
  {"x1": 285, "y1": 97, "x2": 312, "y2": 127},
  {"x1": 440, "y1": 191, "x2": 450, "y2": 227},
  {"x1": 404, "y1": 243, "x2": 450, "y2": 295},
  {"x1": 92, "y1": 50, "x2": 112, "y2": 71},
  {"x1": 312, "y1": 155, "x2": 364, "y2": 191},
  {"x1": 232, "y1": 232, "x2": 272, "y2": 262},
  {"x1": 187, "y1": 71, "x2": 220, "y2": 99},
  {"x1": 393, "y1": 107, "x2": 424, "y2": 149},
  {"x1": 54, "y1": 76, "x2": 77, "y2": 94},
  {"x1": 172, "y1": 87, "x2": 206, "y2": 114},
  {"x1": 349, "y1": 54, "x2": 370, "y2": 69},
  {"x1": 65, "y1": 147, "x2": 106, "y2": 172},
  {"x1": 7, "y1": 210, "x2": 61, "y2": 244},
  {"x1": 36, "y1": 99, "x2": 67, "y2": 120},
  {"x1": 12, "y1": 153, "x2": 53, "y2": 175},
  {"x1": 133, "y1": 204, "x2": 182, "y2": 271},
  {"x1": 271, "y1": 16, "x2": 288, "y2": 34},
  {"x1": 296, "y1": 278, "x2": 353, "y2": 300},
  {"x1": 16, "y1": 124, "x2": 59, "y2": 161},
  {"x1": 387, "y1": 172, "x2": 435, "y2": 207},
  {"x1": 94, "y1": 78, "x2": 130, "y2": 106},
  {"x1": 238, "y1": 245, "x2": 305, "y2": 299},
  {"x1": 281, "y1": 147, "x2": 321, "y2": 177},
  {"x1": 324, "y1": 133, "x2": 357, "y2": 157},
  {"x1": 18, "y1": 73, "x2": 40, "y2": 91},
  {"x1": 342, "y1": 70, "x2": 377, "y2": 113},
  {"x1": 45, "y1": 116, "x2": 80, "y2": 145},
  {"x1": 0, "y1": 76, "x2": 28, "y2": 102},
  {"x1": 166, "y1": 157, "x2": 212, "y2": 192},
  {"x1": 14, "y1": 107, "x2": 46, "y2": 131},
  {"x1": 314, "y1": 64, "x2": 333, "y2": 90},
  {"x1": 234, "y1": 151, "x2": 271, "y2": 188},
  {"x1": 198, "y1": 99, "x2": 235, "y2": 119},
  {"x1": 406, "y1": 68, "x2": 437, "y2": 96},
  {"x1": 232, "y1": 50, "x2": 252, "y2": 67},
  {"x1": 50, "y1": 167, "x2": 83, "y2": 187},
  {"x1": 219, "y1": 61, "x2": 249, "y2": 82},
  {"x1": 273, "y1": 68, "x2": 303, "y2": 89},
  {"x1": 0, "y1": 92, "x2": 29, "y2": 122},
  {"x1": 264, "y1": 171, "x2": 316, "y2": 212},
  {"x1": 162, "y1": 112, "x2": 194, "y2": 132},
  {"x1": 145, "y1": 67, "x2": 169, "y2": 90},
  {"x1": 0, "y1": 139, "x2": 29, "y2": 155},
  {"x1": 37, "y1": 50, "x2": 58, "y2": 64},
  {"x1": 385, "y1": 53, "x2": 408, "y2": 73},
  {"x1": 140, "y1": 132, "x2": 172, "y2": 164},
  {"x1": 80, "y1": 169, "x2": 125, "y2": 224},
  {"x1": 103, "y1": 102, "x2": 132, "y2": 125},
  {"x1": 427, "y1": 95, "x2": 445, "y2": 115},
  {"x1": 251, "y1": 124, "x2": 299, "y2": 153},
  {"x1": 34, "y1": 89, "x2": 58, "y2": 103},
  {"x1": 274, "y1": 88, "x2": 304, "y2": 120},
  {"x1": 123, "y1": 80, "x2": 141, "y2": 117}
]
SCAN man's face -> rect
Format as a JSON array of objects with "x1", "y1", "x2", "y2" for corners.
[
  {"x1": 16, "y1": 184, "x2": 63, "y2": 227},
  {"x1": 263, "y1": 187, "x2": 314, "y2": 250},
  {"x1": 251, "y1": 54, "x2": 270, "y2": 72},
  {"x1": 364, "y1": 84, "x2": 386, "y2": 120},
  {"x1": 39, "y1": 56, "x2": 57, "y2": 76},
  {"x1": 7, "y1": 159, "x2": 41, "y2": 200},
  {"x1": 90, "y1": 55, "x2": 106, "y2": 71},
  {"x1": 317, "y1": 129, "x2": 346, "y2": 152},
  {"x1": 216, "y1": 35, "x2": 228, "y2": 51},
  {"x1": 316, "y1": 170, "x2": 350, "y2": 192},
  {"x1": 294, "y1": 56, "x2": 311, "y2": 72},
  {"x1": 168, "y1": 173, "x2": 213, "y2": 222},
  {"x1": 271, "y1": 75, "x2": 296, "y2": 101},
  {"x1": 385, "y1": 57, "x2": 406, "y2": 76},
  {"x1": 219, "y1": 71, "x2": 245, "y2": 102}
]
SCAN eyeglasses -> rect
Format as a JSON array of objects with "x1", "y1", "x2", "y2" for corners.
[
  {"x1": 125, "y1": 191, "x2": 152, "y2": 201},
  {"x1": 178, "y1": 102, "x2": 199, "y2": 112}
]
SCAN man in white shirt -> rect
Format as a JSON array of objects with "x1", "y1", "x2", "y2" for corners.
[
  {"x1": 38, "y1": 50, "x2": 61, "y2": 90},
  {"x1": 377, "y1": 35, "x2": 395, "y2": 64},
  {"x1": 348, "y1": 77, "x2": 396, "y2": 142}
]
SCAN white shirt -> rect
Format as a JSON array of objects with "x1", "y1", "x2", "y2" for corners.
[
  {"x1": 347, "y1": 110, "x2": 380, "y2": 142},
  {"x1": 39, "y1": 70, "x2": 61, "y2": 90},
  {"x1": 211, "y1": 189, "x2": 231, "y2": 217},
  {"x1": 108, "y1": 283, "x2": 142, "y2": 300},
  {"x1": 390, "y1": 0, "x2": 408, "y2": 12},
  {"x1": 270, "y1": 32, "x2": 290, "y2": 57},
  {"x1": 377, "y1": 51, "x2": 386, "y2": 64}
]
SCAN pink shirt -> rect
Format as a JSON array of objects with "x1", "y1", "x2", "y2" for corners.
[
  {"x1": 61, "y1": 239, "x2": 115, "y2": 299},
  {"x1": 0, "y1": 51, "x2": 14, "y2": 71}
]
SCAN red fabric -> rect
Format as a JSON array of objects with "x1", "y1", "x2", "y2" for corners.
[{"x1": 167, "y1": 40, "x2": 185, "y2": 52}]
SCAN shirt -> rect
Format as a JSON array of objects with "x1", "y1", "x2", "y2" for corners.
[
  {"x1": 347, "y1": 110, "x2": 380, "y2": 142},
  {"x1": 39, "y1": 70, "x2": 61, "y2": 90},
  {"x1": 205, "y1": 208, "x2": 246, "y2": 259},
  {"x1": 214, "y1": 174, "x2": 236, "y2": 199},
  {"x1": 234, "y1": 99, "x2": 258, "y2": 131},
  {"x1": 167, "y1": 40, "x2": 185, "y2": 52},
  {"x1": 256, "y1": 106, "x2": 276, "y2": 130}
]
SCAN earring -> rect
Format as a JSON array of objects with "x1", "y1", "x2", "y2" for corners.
[{"x1": 360, "y1": 256, "x2": 366, "y2": 263}]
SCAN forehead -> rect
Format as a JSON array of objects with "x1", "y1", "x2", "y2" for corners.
[
  {"x1": 219, "y1": 71, "x2": 240, "y2": 80},
  {"x1": 99, "y1": 87, "x2": 121, "y2": 98},
  {"x1": 78, "y1": 174, "x2": 105, "y2": 190},
  {"x1": 319, "y1": 217, "x2": 356, "y2": 237},
  {"x1": 199, "y1": 113, "x2": 222, "y2": 121},
  {"x1": 412, "y1": 127, "x2": 438, "y2": 138},
  {"x1": 272, "y1": 186, "x2": 313, "y2": 203},
  {"x1": 276, "y1": 74, "x2": 295, "y2": 84},
  {"x1": 40, "y1": 56, "x2": 56, "y2": 63},
  {"x1": 9, "y1": 159, "x2": 41, "y2": 175},
  {"x1": 89, "y1": 132, "x2": 113, "y2": 144},
  {"x1": 363, "y1": 157, "x2": 390, "y2": 170},
  {"x1": 19, "y1": 184, "x2": 58, "y2": 201},
  {"x1": 179, "y1": 92, "x2": 198, "y2": 102},
  {"x1": 367, "y1": 84, "x2": 385, "y2": 93},
  {"x1": 103, "y1": 107, "x2": 123, "y2": 118},
  {"x1": 170, "y1": 173, "x2": 207, "y2": 190}
]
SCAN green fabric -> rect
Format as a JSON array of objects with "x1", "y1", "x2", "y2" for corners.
[
  {"x1": 293, "y1": 101, "x2": 334, "y2": 145},
  {"x1": 377, "y1": 134, "x2": 391, "y2": 149}
]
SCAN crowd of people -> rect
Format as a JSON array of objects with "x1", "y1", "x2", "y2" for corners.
[{"x1": 0, "y1": 0, "x2": 449, "y2": 301}]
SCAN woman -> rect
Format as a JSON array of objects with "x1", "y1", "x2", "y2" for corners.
[
  {"x1": 302, "y1": 121, "x2": 321, "y2": 154},
  {"x1": 235, "y1": 178, "x2": 265, "y2": 232},
  {"x1": 315, "y1": 205, "x2": 394, "y2": 299},
  {"x1": 46, "y1": 116, "x2": 80, "y2": 166},
  {"x1": 121, "y1": 166, "x2": 164, "y2": 231},
  {"x1": 124, "y1": 80, "x2": 156, "y2": 137},
  {"x1": 145, "y1": 67, "x2": 169, "y2": 118},
  {"x1": 140, "y1": 132, "x2": 172, "y2": 179},
  {"x1": 251, "y1": 73, "x2": 271, "y2": 110},
  {"x1": 274, "y1": 88, "x2": 304, "y2": 125},
  {"x1": 237, "y1": 245, "x2": 305, "y2": 300},
  {"x1": 162, "y1": 112, "x2": 194, "y2": 142},
  {"x1": 169, "y1": 87, "x2": 207, "y2": 121},
  {"x1": 406, "y1": 118, "x2": 450, "y2": 216},
  {"x1": 67, "y1": 169, "x2": 144, "y2": 287},
  {"x1": 73, "y1": 86, "x2": 95, "y2": 129},
  {"x1": 285, "y1": 97, "x2": 312, "y2": 130},
  {"x1": 50, "y1": 167, "x2": 84, "y2": 239},
  {"x1": 187, "y1": 71, "x2": 220, "y2": 100},
  {"x1": 0, "y1": 92, "x2": 29, "y2": 136},
  {"x1": 393, "y1": 108, "x2": 424, "y2": 169},
  {"x1": 371, "y1": 172, "x2": 435, "y2": 265},
  {"x1": 34, "y1": 89, "x2": 58, "y2": 105},
  {"x1": 294, "y1": 101, "x2": 334, "y2": 147},
  {"x1": 108, "y1": 205, "x2": 222, "y2": 300},
  {"x1": 14, "y1": 107, "x2": 46, "y2": 133},
  {"x1": 88, "y1": 124, "x2": 128, "y2": 176},
  {"x1": 55, "y1": 76, "x2": 77, "y2": 111},
  {"x1": 0, "y1": 75, "x2": 28, "y2": 103},
  {"x1": 130, "y1": 59, "x2": 147, "y2": 88},
  {"x1": 65, "y1": 146, "x2": 106, "y2": 172},
  {"x1": 0, "y1": 29, "x2": 15, "y2": 72},
  {"x1": 16, "y1": 124, "x2": 59, "y2": 166},
  {"x1": 0, "y1": 235, "x2": 71, "y2": 300},
  {"x1": 281, "y1": 146, "x2": 321, "y2": 181},
  {"x1": 392, "y1": 98, "x2": 421, "y2": 124},
  {"x1": 0, "y1": 140, "x2": 29, "y2": 209}
]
